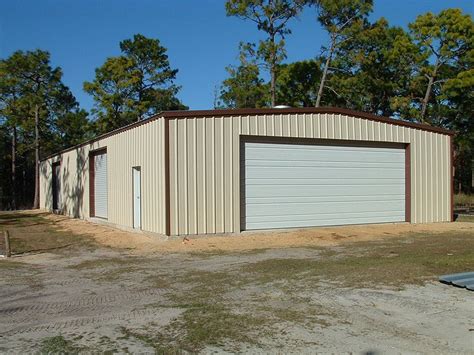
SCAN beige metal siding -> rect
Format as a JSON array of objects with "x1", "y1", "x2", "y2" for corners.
[
  {"x1": 40, "y1": 111, "x2": 452, "y2": 237},
  {"x1": 40, "y1": 118, "x2": 167, "y2": 234},
  {"x1": 168, "y1": 113, "x2": 451, "y2": 235}
]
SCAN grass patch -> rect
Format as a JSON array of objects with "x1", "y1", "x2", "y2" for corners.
[
  {"x1": 241, "y1": 231, "x2": 474, "y2": 289},
  {"x1": 143, "y1": 274, "x2": 171, "y2": 289},
  {"x1": 119, "y1": 326, "x2": 183, "y2": 353},
  {"x1": 0, "y1": 259, "x2": 27, "y2": 270},
  {"x1": 0, "y1": 212, "x2": 49, "y2": 227},
  {"x1": 39, "y1": 335, "x2": 84, "y2": 354},
  {"x1": 188, "y1": 247, "x2": 269, "y2": 258},
  {"x1": 457, "y1": 214, "x2": 474, "y2": 223},
  {"x1": 68, "y1": 257, "x2": 137, "y2": 270},
  {"x1": 258, "y1": 301, "x2": 333, "y2": 329},
  {"x1": 171, "y1": 303, "x2": 264, "y2": 352},
  {"x1": 0, "y1": 211, "x2": 95, "y2": 255},
  {"x1": 139, "y1": 269, "x2": 271, "y2": 352},
  {"x1": 454, "y1": 193, "x2": 474, "y2": 207},
  {"x1": 146, "y1": 230, "x2": 474, "y2": 351},
  {"x1": 68, "y1": 257, "x2": 146, "y2": 282},
  {"x1": 0, "y1": 258, "x2": 42, "y2": 288},
  {"x1": 122, "y1": 302, "x2": 266, "y2": 353}
]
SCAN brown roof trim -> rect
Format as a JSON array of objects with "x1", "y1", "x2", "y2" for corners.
[
  {"x1": 41, "y1": 106, "x2": 453, "y2": 161},
  {"x1": 41, "y1": 113, "x2": 163, "y2": 160},
  {"x1": 161, "y1": 107, "x2": 454, "y2": 135}
]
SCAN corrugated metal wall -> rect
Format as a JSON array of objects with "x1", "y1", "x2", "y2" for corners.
[
  {"x1": 40, "y1": 111, "x2": 451, "y2": 236},
  {"x1": 40, "y1": 118, "x2": 166, "y2": 234},
  {"x1": 168, "y1": 113, "x2": 451, "y2": 235}
]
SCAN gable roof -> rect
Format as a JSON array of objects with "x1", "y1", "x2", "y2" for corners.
[{"x1": 42, "y1": 107, "x2": 454, "y2": 161}]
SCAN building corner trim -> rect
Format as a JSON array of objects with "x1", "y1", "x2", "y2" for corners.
[
  {"x1": 164, "y1": 119, "x2": 171, "y2": 236},
  {"x1": 450, "y1": 135, "x2": 454, "y2": 222},
  {"x1": 405, "y1": 143, "x2": 411, "y2": 223}
]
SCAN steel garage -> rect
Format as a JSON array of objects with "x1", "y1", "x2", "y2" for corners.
[{"x1": 40, "y1": 107, "x2": 453, "y2": 236}]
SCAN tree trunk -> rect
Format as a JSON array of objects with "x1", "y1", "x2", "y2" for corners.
[
  {"x1": 316, "y1": 38, "x2": 335, "y2": 108},
  {"x1": 11, "y1": 126, "x2": 17, "y2": 210},
  {"x1": 420, "y1": 60, "x2": 439, "y2": 123},
  {"x1": 33, "y1": 104, "x2": 40, "y2": 209},
  {"x1": 270, "y1": 61, "x2": 276, "y2": 107},
  {"x1": 137, "y1": 90, "x2": 142, "y2": 122},
  {"x1": 22, "y1": 168, "x2": 26, "y2": 208}
]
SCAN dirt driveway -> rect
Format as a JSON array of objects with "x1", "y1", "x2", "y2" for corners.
[{"x1": 0, "y1": 211, "x2": 473, "y2": 353}]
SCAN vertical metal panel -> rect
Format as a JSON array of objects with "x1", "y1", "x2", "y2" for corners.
[
  {"x1": 165, "y1": 112, "x2": 451, "y2": 235},
  {"x1": 224, "y1": 117, "x2": 233, "y2": 232},
  {"x1": 232, "y1": 117, "x2": 240, "y2": 233},
  {"x1": 40, "y1": 112, "x2": 452, "y2": 237},
  {"x1": 39, "y1": 118, "x2": 167, "y2": 234}
]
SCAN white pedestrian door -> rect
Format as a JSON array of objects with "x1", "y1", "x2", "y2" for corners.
[{"x1": 133, "y1": 167, "x2": 141, "y2": 229}]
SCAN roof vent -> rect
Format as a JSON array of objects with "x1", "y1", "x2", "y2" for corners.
[{"x1": 273, "y1": 105, "x2": 291, "y2": 109}]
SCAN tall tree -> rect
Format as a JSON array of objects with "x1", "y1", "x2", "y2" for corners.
[
  {"x1": 329, "y1": 18, "x2": 422, "y2": 116},
  {"x1": 226, "y1": 0, "x2": 304, "y2": 107},
  {"x1": 310, "y1": 0, "x2": 373, "y2": 107},
  {"x1": 219, "y1": 43, "x2": 268, "y2": 108},
  {"x1": 0, "y1": 62, "x2": 24, "y2": 209},
  {"x1": 84, "y1": 34, "x2": 186, "y2": 133},
  {"x1": 55, "y1": 109, "x2": 93, "y2": 147},
  {"x1": 0, "y1": 124, "x2": 11, "y2": 209},
  {"x1": 0, "y1": 50, "x2": 84, "y2": 209},
  {"x1": 440, "y1": 55, "x2": 473, "y2": 193},
  {"x1": 276, "y1": 60, "x2": 322, "y2": 107},
  {"x1": 408, "y1": 9, "x2": 473, "y2": 123}
]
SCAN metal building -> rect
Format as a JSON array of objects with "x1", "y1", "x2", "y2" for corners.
[{"x1": 40, "y1": 107, "x2": 454, "y2": 236}]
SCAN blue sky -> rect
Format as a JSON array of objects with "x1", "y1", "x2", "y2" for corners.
[{"x1": 1, "y1": 0, "x2": 472, "y2": 113}]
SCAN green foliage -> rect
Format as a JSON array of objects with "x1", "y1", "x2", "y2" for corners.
[
  {"x1": 0, "y1": 50, "x2": 91, "y2": 208},
  {"x1": 0, "y1": 50, "x2": 81, "y2": 154},
  {"x1": 409, "y1": 9, "x2": 472, "y2": 65},
  {"x1": 402, "y1": 9, "x2": 473, "y2": 191},
  {"x1": 454, "y1": 193, "x2": 474, "y2": 207},
  {"x1": 406, "y1": 8, "x2": 474, "y2": 122},
  {"x1": 84, "y1": 34, "x2": 187, "y2": 134},
  {"x1": 39, "y1": 335, "x2": 84, "y2": 354},
  {"x1": 0, "y1": 125, "x2": 10, "y2": 208},
  {"x1": 225, "y1": 0, "x2": 305, "y2": 106},
  {"x1": 276, "y1": 60, "x2": 322, "y2": 107},
  {"x1": 218, "y1": 43, "x2": 268, "y2": 108},
  {"x1": 55, "y1": 109, "x2": 93, "y2": 147},
  {"x1": 315, "y1": 0, "x2": 373, "y2": 35},
  {"x1": 330, "y1": 18, "x2": 422, "y2": 116},
  {"x1": 310, "y1": 0, "x2": 373, "y2": 106},
  {"x1": 221, "y1": 6, "x2": 472, "y2": 192}
]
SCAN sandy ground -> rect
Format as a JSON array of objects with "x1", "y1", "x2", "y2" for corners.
[
  {"x1": 0, "y1": 211, "x2": 473, "y2": 353},
  {"x1": 1, "y1": 247, "x2": 473, "y2": 354},
  {"x1": 39, "y1": 210, "x2": 474, "y2": 254}
]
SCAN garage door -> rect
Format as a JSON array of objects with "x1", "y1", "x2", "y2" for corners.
[
  {"x1": 93, "y1": 151, "x2": 108, "y2": 219},
  {"x1": 241, "y1": 141, "x2": 406, "y2": 230}
]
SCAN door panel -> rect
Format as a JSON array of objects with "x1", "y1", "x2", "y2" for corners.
[
  {"x1": 94, "y1": 152, "x2": 108, "y2": 219},
  {"x1": 52, "y1": 163, "x2": 60, "y2": 210},
  {"x1": 242, "y1": 141, "x2": 406, "y2": 230},
  {"x1": 133, "y1": 167, "x2": 141, "y2": 229}
]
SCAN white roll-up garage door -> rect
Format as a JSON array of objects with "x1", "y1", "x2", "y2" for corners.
[
  {"x1": 94, "y1": 152, "x2": 108, "y2": 219},
  {"x1": 242, "y1": 141, "x2": 406, "y2": 230}
]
